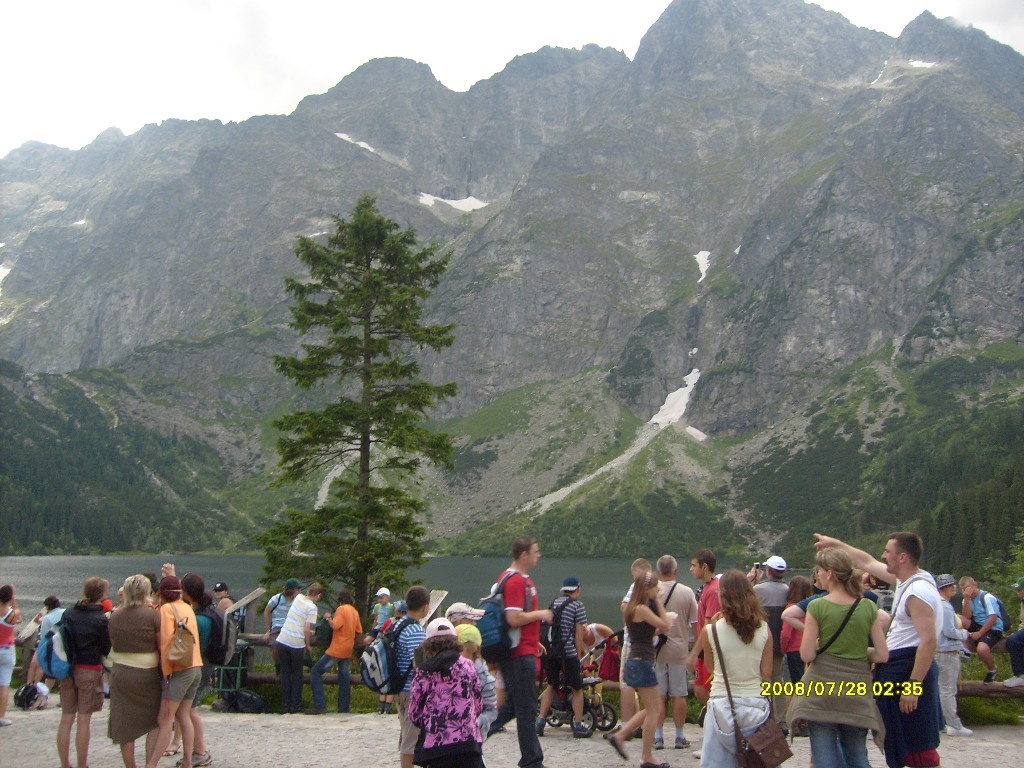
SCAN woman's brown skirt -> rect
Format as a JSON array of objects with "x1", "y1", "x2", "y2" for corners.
[{"x1": 107, "y1": 663, "x2": 162, "y2": 744}]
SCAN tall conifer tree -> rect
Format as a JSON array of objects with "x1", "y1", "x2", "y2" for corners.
[{"x1": 258, "y1": 195, "x2": 456, "y2": 615}]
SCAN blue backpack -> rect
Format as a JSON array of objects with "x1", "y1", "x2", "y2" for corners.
[
  {"x1": 478, "y1": 571, "x2": 518, "y2": 663},
  {"x1": 36, "y1": 619, "x2": 74, "y2": 680}
]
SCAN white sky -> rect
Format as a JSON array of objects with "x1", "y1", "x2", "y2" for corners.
[{"x1": 1, "y1": 1, "x2": 1022, "y2": 158}]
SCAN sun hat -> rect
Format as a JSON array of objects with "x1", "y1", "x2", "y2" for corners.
[
  {"x1": 445, "y1": 601, "x2": 485, "y2": 623},
  {"x1": 425, "y1": 617, "x2": 456, "y2": 639},
  {"x1": 456, "y1": 624, "x2": 482, "y2": 646},
  {"x1": 935, "y1": 573, "x2": 957, "y2": 590},
  {"x1": 764, "y1": 555, "x2": 787, "y2": 571}
]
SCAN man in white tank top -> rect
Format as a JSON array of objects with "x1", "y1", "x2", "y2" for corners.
[{"x1": 814, "y1": 531, "x2": 942, "y2": 768}]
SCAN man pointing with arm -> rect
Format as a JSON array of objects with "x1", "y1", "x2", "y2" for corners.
[{"x1": 814, "y1": 532, "x2": 942, "y2": 768}]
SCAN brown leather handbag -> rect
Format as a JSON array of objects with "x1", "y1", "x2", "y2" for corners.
[{"x1": 711, "y1": 623, "x2": 793, "y2": 768}]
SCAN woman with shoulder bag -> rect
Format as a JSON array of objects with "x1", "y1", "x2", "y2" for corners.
[
  {"x1": 686, "y1": 570, "x2": 772, "y2": 768},
  {"x1": 788, "y1": 547, "x2": 888, "y2": 768},
  {"x1": 145, "y1": 576, "x2": 203, "y2": 768}
]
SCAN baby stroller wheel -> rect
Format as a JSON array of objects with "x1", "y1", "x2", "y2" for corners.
[{"x1": 594, "y1": 701, "x2": 618, "y2": 731}]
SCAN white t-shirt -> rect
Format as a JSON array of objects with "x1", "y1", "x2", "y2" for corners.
[
  {"x1": 886, "y1": 571, "x2": 942, "y2": 652},
  {"x1": 277, "y1": 594, "x2": 318, "y2": 649}
]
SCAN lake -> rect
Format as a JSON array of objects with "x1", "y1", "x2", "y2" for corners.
[{"x1": 0, "y1": 553, "x2": 754, "y2": 629}]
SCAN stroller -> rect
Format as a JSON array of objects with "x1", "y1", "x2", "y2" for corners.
[{"x1": 541, "y1": 633, "x2": 619, "y2": 734}]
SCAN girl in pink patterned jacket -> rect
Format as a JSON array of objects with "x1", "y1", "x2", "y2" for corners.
[{"x1": 407, "y1": 618, "x2": 483, "y2": 768}]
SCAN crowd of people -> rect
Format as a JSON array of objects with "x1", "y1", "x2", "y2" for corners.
[{"x1": 2, "y1": 531, "x2": 1023, "y2": 768}]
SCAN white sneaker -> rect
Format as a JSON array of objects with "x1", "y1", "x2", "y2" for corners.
[
  {"x1": 946, "y1": 725, "x2": 973, "y2": 736},
  {"x1": 692, "y1": 751, "x2": 702, "y2": 759},
  {"x1": 1002, "y1": 675, "x2": 1024, "y2": 688}
]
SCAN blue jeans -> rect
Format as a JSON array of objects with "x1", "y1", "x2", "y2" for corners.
[
  {"x1": 490, "y1": 654, "x2": 544, "y2": 768},
  {"x1": 310, "y1": 653, "x2": 351, "y2": 712},
  {"x1": 808, "y1": 721, "x2": 871, "y2": 768}
]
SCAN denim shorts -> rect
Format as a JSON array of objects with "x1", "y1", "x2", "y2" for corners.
[{"x1": 624, "y1": 657, "x2": 658, "y2": 689}]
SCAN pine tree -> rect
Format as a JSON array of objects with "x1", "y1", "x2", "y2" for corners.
[{"x1": 258, "y1": 195, "x2": 456, "y2": 615}]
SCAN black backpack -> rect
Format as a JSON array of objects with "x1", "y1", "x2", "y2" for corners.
[
  {"x1": 14, "y1": 682, "x2": 40, "y2": 710},
  {"x1": 222, "y1": 688, "x2": 267, "y2": 713},
  {"x1": 198, "y1": 604, "x2": 238, "y2": 666},
  {"x1": 540, "y1": 597, "x2": 575, "y2": 657}
]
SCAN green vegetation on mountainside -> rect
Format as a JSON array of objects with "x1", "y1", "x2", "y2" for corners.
[{"x1": 737, "y1": 344, "x2": 1024, "y2": 575}]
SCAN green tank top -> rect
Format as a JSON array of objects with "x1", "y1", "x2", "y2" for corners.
[{"x1": 808, "y1": 597, "x2": 877, "y2": 661}]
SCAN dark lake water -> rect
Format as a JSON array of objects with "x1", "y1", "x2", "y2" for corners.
[{"x1": 0, "y1": 553, "x2": 752, "y2": 629}]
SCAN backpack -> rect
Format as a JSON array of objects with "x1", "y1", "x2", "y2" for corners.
[
  {"x1": 14, "y1": 682, "x2": 47, "y2": 710},
  {"x1": 478, "y1": 571, "x2": 518, "y2": 663},
  {"x1": 36, "y1": 618, "x2": 74, "y2": 680},
  {"x1": 198, "y1": 604, "x2": 238, "y2": 666},
  {"x1": 540, "y1": 597, "x2": 575, "y2": 657},
  {"x1": 597, "y1": 632, "x2": 622, "y2": 682},
  {"x1": 359, "y1": 616, "x2": 415, "y2": 694},
  {"x1": 222, "y1": 688, "x2": 267, "y2": 713},
  {"x1": 314, "y1": 613, "x2": 334, "y2": 646},
  {"x1": 980, "y1": 591, "x2": 1013, "y2": 633}
]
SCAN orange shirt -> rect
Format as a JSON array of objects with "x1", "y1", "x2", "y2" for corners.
[
  {"x1": 158, "y1": 599, "x2": 203, "y2": 676},
  {"x1": 326, "y1": 603, "x2": 362, "y2": 659}
]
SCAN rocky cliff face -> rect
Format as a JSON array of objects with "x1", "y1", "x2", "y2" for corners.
[{"x1": 1, "y1": 0, "x2": 1022, "y2": 546}]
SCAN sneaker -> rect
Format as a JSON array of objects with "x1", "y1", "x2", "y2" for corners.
[
  {"x1": 1003, "y1": 675, "x2": 1024, "y2": 688},
  {"x1": 303, "y1": 707, "x2": 327, "y2": 715},
  {"x1": 381, "y1": 702, "x2": 393, "y2": 714},
  {"x1": 675, "y1": 736, "x2": 690, "y2": 749},
  {"x1": 946, "y1": 725, "x2": 973, "y2": 736},
  {"x1": 983, "y1": 668, "x2": 998, "y2": 684},
  {"x1": 573, "y1": 722, "x2": 592, "y2": 738},
  {"x1": 193, "y1": 752, "x2": 214, "y2": 768},
  {"x1": 536, "y1": 717, "x2": 546, "y2": 736},
  {"x1": 0, "y1": 719, "x2": 11, "y2": 726},
  {"x1": 654, "y1": 737, "x2": 665, "y2": 750},
  {"x1": 692, "y1": 750, "x2": 702, "y2": 759}
]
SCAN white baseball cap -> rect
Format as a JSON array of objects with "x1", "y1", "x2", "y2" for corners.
[
  {"x1": 426, "y1": 618, "x2": 456, "y2": 639},
  {"x1": 764, "y1": 556, "x2": 787, "y2": 571},
  {"x1": 375, "y1": 587, "x2": 390, "y2": 597}
]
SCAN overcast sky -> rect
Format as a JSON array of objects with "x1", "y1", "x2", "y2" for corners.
[{"x1": 1, "y1": 0, "x2": 1022, "y2": 157}]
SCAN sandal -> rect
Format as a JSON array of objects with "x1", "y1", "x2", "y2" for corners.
[
  {"x1": 605, "y1": 732, "x2": 628, "y2": 760},
  {"x1": 640, "y1": 762, "x2": 671, "y2": 768},
  {"x1": 163, "y1": 747, "x2": 181, "y2": 757}
]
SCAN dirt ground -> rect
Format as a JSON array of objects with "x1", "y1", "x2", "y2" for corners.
[{"x1": 0, "y1": 702, "x2": 1020, "y2": 768}]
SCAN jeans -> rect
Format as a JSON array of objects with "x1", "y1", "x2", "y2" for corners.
[
  {"x1": 490, "y1": 654, "x2": 544, "y2": 768},
  {"x1": 310, "y1": 653, "x2": 351, "y2": 712},
  {"x1": 808, "y1": 722, "x2": 871, "y2": 768},
  {"x1": 276, "y1": 642, "x2": 305, "y2": 713},
  {"x1": 1007, "y1": 628, "x2": 1024, "y2": 676}
]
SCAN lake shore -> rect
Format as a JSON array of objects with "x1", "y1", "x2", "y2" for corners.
[{"x1": 1, "y1": 700, "x2": 1020, "y2": 768}]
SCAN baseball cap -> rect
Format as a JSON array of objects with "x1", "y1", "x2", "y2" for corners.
[
  {"x1": 394, "y1": 600, "x2": 407, "y2": 613},
  {"x1": 764, "y1": 556, "x2": 787, "y2": 571},
  {"x1": 445, "y1": 601, "x2": 485, "y2": 623},
  {"x1": 935, "y1": 573, "x2": 956, "y2": 590},
  {"x1": 456, "y1": 624, "x2": 482, "y2": 646},
  {"x1": 561, "y1": 576, "x2": 581, "y2": 593},
  {"x1": 425, "y1": 617, "x2": 456, "y2": 639},
  {"x1": 375, "y1": 587, "x2": 390, "y2": 597},
  {"x1": 284, "y1": 578, "x2": 305, "y2": 590},
  {"x1": 1013, "y1": 577, "x2": 1024, "y2": 591},
  {"x1": 213, "y1": 582, "x2": 229, "y2": 592}
]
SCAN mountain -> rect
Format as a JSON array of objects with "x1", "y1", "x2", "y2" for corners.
[{"x1": 2, "y1": 0, "x2": 1023, "y2": 570}]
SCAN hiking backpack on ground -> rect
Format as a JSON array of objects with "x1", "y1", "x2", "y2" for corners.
[
  {"x1": 478, "y1": 571, "x2": 518, "y2": 663},
  {"x1": 14, "y1": 681, "x2": 48, "y2": 710},
  {"x1": 359, "y1": 616, "x2": 415, "y2": 694},
  {"x1": 36, "y1": 619, "x2": 74, "y2": 680},
  {"x1": 540, "y1": 597, "x2": 575, "y2": 657},
  {"x1": 198, "y1": 604, "x2": 238, "y2": 666}
]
